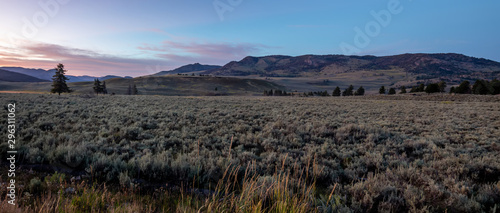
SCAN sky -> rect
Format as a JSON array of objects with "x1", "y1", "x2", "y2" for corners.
[{"x1": 0, "y1": 0, "x2": 499, "y2": 77}]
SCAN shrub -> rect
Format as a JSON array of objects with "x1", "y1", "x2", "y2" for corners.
[
  {"x1": 1, "y1": 93, "x2": 499, "y2": 212},
  {"x1": 29, "y1": 178, "x2": 44, "y2": 194}
]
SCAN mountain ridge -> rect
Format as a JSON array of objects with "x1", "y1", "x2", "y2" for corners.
[
  {"x1": 1, "y1": 67, "x2": 133, "y2": 83},
  {"x1": 151, "y1": 63, "x2": 221, "y2": 76},
  {"x1": 0, "y1": 69, "x2": 49, "y2": 82},
  {"x1": 204, "y1": 53, "x2": 500, "y2": 83}
]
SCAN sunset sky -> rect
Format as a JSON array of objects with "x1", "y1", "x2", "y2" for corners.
[{"x1": 0, "y1": 0, "x2": 499, "y2": 76}]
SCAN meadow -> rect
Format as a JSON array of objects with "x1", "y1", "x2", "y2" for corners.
[{"x1": 0, "y1": 93, "x2": 499, "y2": 212}]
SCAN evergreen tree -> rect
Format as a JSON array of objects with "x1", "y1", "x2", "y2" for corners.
[
  {"x1": 425, "y1": 83, "x2": 440, "y2": 93},
  {"x1": 491, "y1": 79, "x2": 500, "y2": 95},
  {"x1": 93, "y1": 79, "x2": 103, "y2": 95},
  {"x1": 133, "y1": 84, "x2": 138, "y2": 95},
  {"x1": 354, "y1": 86, "x2": 365, "y2": 96},
  {"x1": 400, "y1": 86, "x2": 407, "y2": 94},
  {"x1": 127, "y1": 84, "x2": 132, "y2": 95},
  {"x1": 332, "y1": 86, "x2": 341, "y2": 96},
  {"x1": 409, "y1": 86, "x2": 417, "y2": 93},
  {"x1": 102, "y1": 81, "x2": 108, "y2": 94},
  {"x1": 348, "y1": 85, "x2": 354, "y2": 95},
  {"x1": 379, "y1": 86, "x2": 386, "y2": 94},
  {"x1": 343, "y1": 85, "x2": 354, "y2": 96},
  {"x1": 472, "y1": 80, "x2": 490, "y2": 95},
  {"x1": 51, "y1": 63, "x2": 72, "y2": 95},
  {"x1": 388, "y1": 88, "x2": 396, "y2": 95},
  {"x1": 455, "y1": 80, "x2": 471, "y2": 94},
  {"x1": 417, "y1": 83, "x2": 425, "y2": 92}
]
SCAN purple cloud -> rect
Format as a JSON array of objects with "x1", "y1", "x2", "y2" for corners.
[
  {"x1": 138, "y1": 40, "x2": 269, "y2": 65},
  {"x1": 1, "y1": 39, "x2": 272, "y2": 77},
  {"x1": 0, "y1": 42, "x2": 174, "y2": 76}
]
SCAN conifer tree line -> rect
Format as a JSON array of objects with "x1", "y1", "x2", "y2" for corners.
[
  {"x1": 403, "y1": 81, "x2": 447, "y2": 94},
  {"x1": 450, "y1": 79, "x2": 500, "y2": 95},
  {"x1": 377, "y1": 79, "x2": 500, "y2": 95},
  {"x1": 263, "y1": 85, "x2": 365, "y2": 97}
]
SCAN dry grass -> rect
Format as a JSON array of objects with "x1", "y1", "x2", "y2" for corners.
[{"x1": 0, "y1": 93, "x2": 499, "y2": 212}]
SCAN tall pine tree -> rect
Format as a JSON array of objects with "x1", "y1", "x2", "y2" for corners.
[
  {"x1": 133, "y1": 84, "x2": 138, "y2": 95},
  {"x1": 93, "y1": 79, "x2": 103, "y2": 95},
  {"x1": 332, "y1": 86, "x2": 341, "y2": 96},
  {"x1": 342, "y1": 85, "x2": 354, "y2": 96},
  {"x1": 102, "y1": 81, "x2": 108, "y2": 94},
  {"x1": 51, "y1": 63, "x2": 72, "y2": 95},
  {"x1": 354, "y1": 86, "x2": 365, "y2": 96},
  {"x1": 379, "y1": 86, "x2": 386, "y2": 94}
]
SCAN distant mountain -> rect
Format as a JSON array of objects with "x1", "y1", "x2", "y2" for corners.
[
  {"x1": 67, "y1": 75, "x2": 133, "y2": 82},
  {"x1": 152, "y1": 63, "x2": 221, "y2": 76},
  {"x1": 204, "y1": 53, "x2": 500, "y2": 83},
  {"x1": 1, "y1": 67, "x2": 54, "y2": 80},
  {"x1": 0, "y1": 69, "x2": 49, "y2": 82},
  {"x1": 101, "y1": 75, "x2": 133, "y2": 80},
  {"x1": 1, "y1": 67, "x2": 132, "y2": 82}
]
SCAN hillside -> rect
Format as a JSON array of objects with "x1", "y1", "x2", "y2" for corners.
[
  {"x1": 0, "y1": 69, "x2": 49, "y2": 82},
  {"x1": 206, "y1": 53, "x2": 500, "y2": 79},
  {"x1": 0, "y1": 75, "x2": 284, "y2": 96},
  {"x1": 203, "y1": 53, "x2": 500, "y2": 92},
  {"x1": 151, "y1": 63, "x2": 221, "y2": 76}
]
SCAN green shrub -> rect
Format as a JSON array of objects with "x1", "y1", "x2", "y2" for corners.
[{"x1": 29, "y1": 178, "x2": 44, "y2": 194}]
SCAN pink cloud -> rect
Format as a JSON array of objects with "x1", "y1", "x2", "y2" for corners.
[
  {"x1": 0, "y1": 39, "x2": 273, "y2": 77},
  {"x1": 0, "y1": 42, "x2": 175, "y2": 76},
  {"x1": 138, "y1": 40, "x2": 270, "y2": 65}
]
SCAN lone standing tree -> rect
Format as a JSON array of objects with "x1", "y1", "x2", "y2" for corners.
[{"x1": 51, "y1": 63, "x2": 72, "y2": 95}]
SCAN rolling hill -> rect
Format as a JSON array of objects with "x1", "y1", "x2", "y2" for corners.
[
  {"x1": 151, "y1": 63, "x2": 221, "y2": 76},
  {"x1": 0, "y1": 69, "x2": 49, "y2": 82},
  {"x1": 0, "y1": 75, "x2": 285, "y2": 96}
]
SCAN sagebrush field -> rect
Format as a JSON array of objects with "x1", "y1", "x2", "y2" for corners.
[{"x1": 1, "y1": 93, "x2": 499, "y2": 212}]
